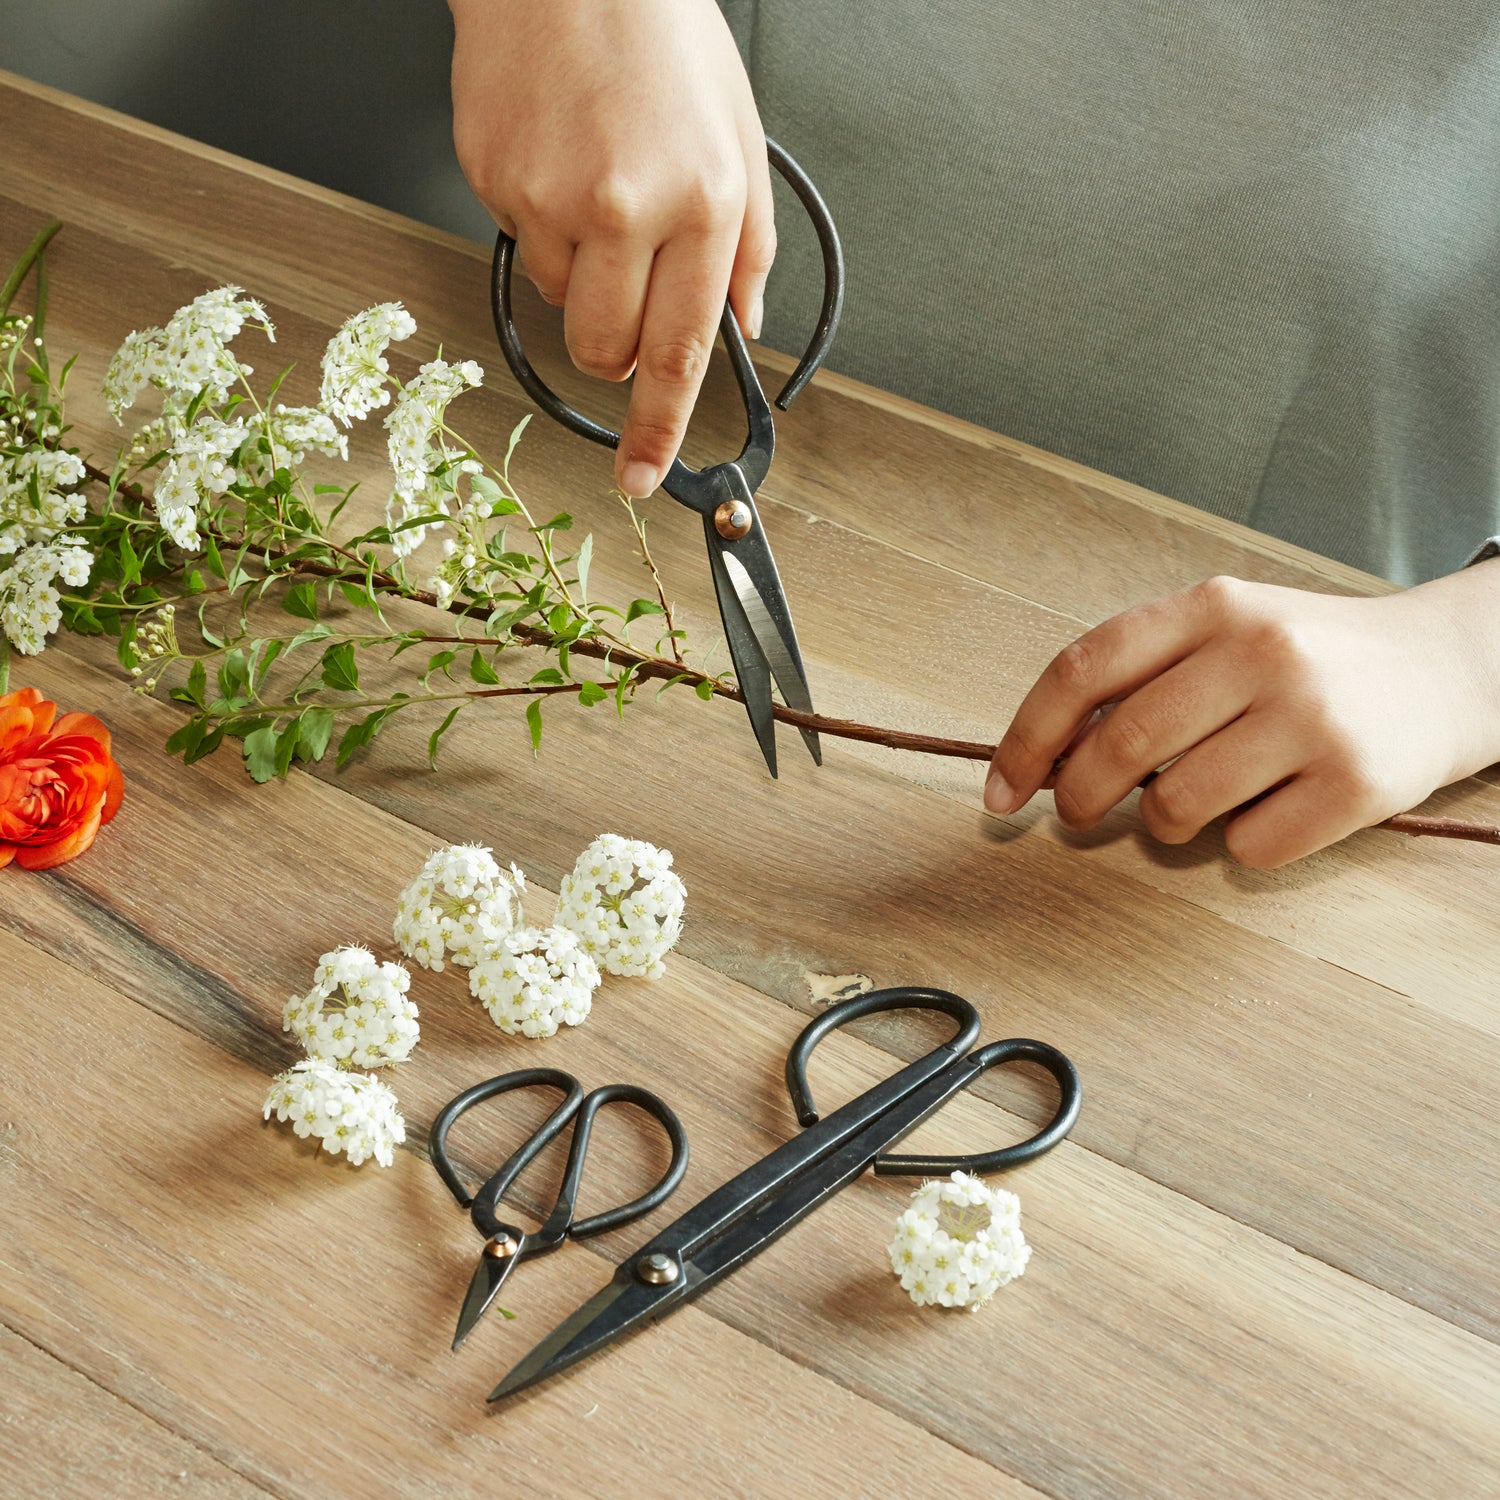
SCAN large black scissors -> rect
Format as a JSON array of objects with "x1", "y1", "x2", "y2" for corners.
[
  {"x1": 490, "y1": 138, "x2": 844, "y2": 778},
  {"x1": 429, "y1": 1068, "x2": 689, "y2": 1352},
  {"x1": 486, "y1": 988, "x2": 1081, "y2": 1402}
]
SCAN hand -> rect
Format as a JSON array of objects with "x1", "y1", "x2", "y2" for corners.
[
  {"x1": 449, "y1": 0, "x2": 774, "y2": 497},
  {"x1": 985, "y1": 568, "x2": 1500, "y2": 866}
]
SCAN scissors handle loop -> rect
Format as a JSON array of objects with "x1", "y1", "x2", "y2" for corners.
[
  {"x1": 873, "y1": 1037, "x2": 1082, "y2": 1177},
  {"x1": 490, "y1": 137, "x2": 844, "y2": 505},
  {"x1": 785, "y1": 987, "x2": 983, "y2": 1128},
  {"x1": 545, "y1": 1083, "x2": 690, "y2": 1244},
  {"x1": 428, "y1": 1067, "x2": 584, "y2": 1218},
  {"x1": 428, "y1": 1069, "x2": 689, "y2": 1246}
]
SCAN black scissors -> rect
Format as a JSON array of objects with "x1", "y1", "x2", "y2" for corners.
[
  {"x1": 486, "y1": 988, "x2": 1081, "y2": 1402},
  {"x1": 490, "y1": 137, "x2": 844, "y2": 778},
  {"x1": 429, "y1": 1068, "x2": 689, "y2": 1352}
]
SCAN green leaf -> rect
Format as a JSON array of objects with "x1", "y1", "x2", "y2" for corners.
[
  {"x1": 217, "y1": 649, "x2": 250, "y2": 705},
  {"x1": 577, "y1": 679, "x2": 607, "y2": 707},
  {"x1": 321, "y1": 641, "x2": 360, "y2": 692},
  {"x1": 282, "y1": 580, "x2": 319, "y2": 620},
  {"x1": 534, "y1": 511, "x2": 573, "y2": 533},
  {"x1": 274, "y1": 718, "x2": 302, "y2": 777},
  {"x1": 503, "y1": 413, "x2": 531, "y2": 472},
  {"x1": 298, "y1": 706, "x2": 335, "y2": 762},
  {"x1": 243, "y1": 724, "x2": 279, "y2": 784},
  {"x1": 186, "y1": 659, "x2": 208, "y2": 708},
  {"x1": 285, "y1": 622, "x2": 335, "y2": 654},
  {"x1": 614, "y1": 664, "x2": 638, "y2": 720},
  {"x1": 184, "y1": 726, "x2": 225, "y2": 765},
  {"x1": 118, "y1": 530, "x2": 141, "y2": 588},
  {"x1": 525, "y1": 697, "x2": 543, "y2": 754},
  {"x1": 424, "y1": 649, "x2": 457, "y2": 685},
  {"x1": 183, "y1": 568, "x2": 206, "y2": 595},
  {"x1": 335, "y1": 702, "x2": 404, "y2": 767},
  {"x1": 624, "y1": 598, "x2": 665, "y2": 626},
  {"x1": 574, "y1": 533, "x2": 592, "y2": 603},
  {"x1": 202, "y1": 531, "x2": 226, "y2": 580},
  {"x1": 694, "y1": 678, "x2": 716, "y2": 701},
  {"x1": 339, "y1": 580, "x2": 376, "y2": 611},
  {"x1": 427, "y1": 704, "x2": 463, "y2": 768},
  {"x1": 469, "y1": 648, "x2": 500, "y2": 686},
  {"x1": 164, "y1": 717, "x2": 206, "y2": 758},
  {"x1": 528, "y1": 667, "x2": 565, "y2": 686}
]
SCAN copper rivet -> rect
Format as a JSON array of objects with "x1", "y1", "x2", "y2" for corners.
[
  {"x1": 485, "y1": 1234, "x2": 519, "y2": 1259},
  {"x1": 714, "y1": 500, "x2": 753, "y2": 540}
]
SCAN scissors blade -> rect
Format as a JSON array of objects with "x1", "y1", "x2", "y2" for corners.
[
  {"x1": 453, "y1": 1236, "x2": 526, "y2": 1352},
  {"x1": 718, "y1": 547, "x2": 821, "y2": 767},
  {"x1": 705, "y1": 528, "x2": 778, "y2": 777},
  {"x1": 488, "y1": 1274, "x2": 681, "y2": 1402}
]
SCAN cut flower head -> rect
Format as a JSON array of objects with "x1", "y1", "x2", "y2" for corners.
[
  {"x1": 888, "y1": 1170, "x2": 1031, "y2": 1310},
  {"x1": 283, "y1": 945, "x2": 419, "y2": 1070},
  {"x1": 393, "y1": 843, "x2": 526, "y2": 972},
  {"x1": 263, "y1": 1057, "x2": 406, "y2": 1168},
  {"x1": 469, "y1": 924, "x2": 600, "y2": 1038},
  {"x1": 555, "y1": 833, "x2": 686, "y2": 979},
  {"x1": 0, "y1": 686, "x2": 123, "y2": 870}
]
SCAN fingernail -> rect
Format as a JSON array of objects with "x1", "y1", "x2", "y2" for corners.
[
  {"x1": 749, "y1": 294, "x2": 763, "y2": 341},
  {"x1": 619, "y1": 461, "x2": 657, "y2": 499},
  {"x1": 984, "y1": 769, "x2": 1017, "y2": 814}
]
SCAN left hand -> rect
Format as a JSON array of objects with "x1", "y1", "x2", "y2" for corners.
[{"x1": 984, "y1": 568, "x2": 1500, "y2": 867}]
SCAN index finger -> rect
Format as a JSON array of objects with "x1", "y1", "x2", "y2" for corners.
[
  {"x1": 985, "y1": 585, "x2": 1222, "y2": 814},
  {"x1": 616, "y1": 230, "x2": 735, "y2": 497}
]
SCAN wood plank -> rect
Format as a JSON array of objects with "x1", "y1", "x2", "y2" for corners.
[
  {"x1": 0, "y1": 1325, "x2": 267, "y2": 1498},
  {"x1": 5, "y1": 909, "x2": 1499, "y2": 1499}
]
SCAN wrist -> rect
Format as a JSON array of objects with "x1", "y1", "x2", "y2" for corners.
[{"x1": 1391, "y1": 558, "x2": 1500, "y2": 775}]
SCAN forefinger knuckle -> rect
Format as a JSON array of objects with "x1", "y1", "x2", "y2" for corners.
[
  {"x1": 642, "y1": 333, "x2": 711, "y2": 389},
  {"x1": 1048, "y1": 635, "x2": 1105, "y2": 700}
]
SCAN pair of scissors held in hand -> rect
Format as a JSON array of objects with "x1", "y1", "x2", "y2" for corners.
[
  {"x1": 487, "y1": 988, "x2": 1082, "y2": 1403},
  {"x1": 429, "y1": 1067, "x2": 689, "y2": 1352},
  {"x1": 490, "y1": 137, "x2": 844, "y2": 778}
]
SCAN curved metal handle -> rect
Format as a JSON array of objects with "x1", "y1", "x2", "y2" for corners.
[
  {"x1": 490, "y1": 136, "x2": 844, "y2": 489},
  {"x1": 428, "y1": 1068, "x2": 584, "y2": 1224},
  {"x1": 551, "y1": 1084, "x2": 691, "y2": 1243},
  {"x1": 872, "y1": 1038, "x2": 1082, "y2": 1176},
  {"x1": 785, "y1": 987, "x2": 983, "y2": 1128}
]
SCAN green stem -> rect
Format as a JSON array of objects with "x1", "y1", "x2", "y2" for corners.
[
  {"x1": 0, "y1": 634, "x2": 11, "y2": 696},
  {"x1": 0, "y1": 220, "x2": 61, "y2": 319}
]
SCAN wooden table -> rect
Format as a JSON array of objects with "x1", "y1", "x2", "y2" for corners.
[{"x1": 2, "y1": 72, "x2": 1498, "y2": 1500}]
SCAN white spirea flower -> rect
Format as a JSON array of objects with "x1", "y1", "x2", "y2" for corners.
[
  {"x1": 282, "y1": 945, "x2": 419, "y2": 1069},
  {"x1": 0, "y1": 536, "x2": 92, "y2": 655},
  {"x1": 263, "y1": 1057, "x2": 406, "y2": 1167},
  {"x1": 554, "y1": 833, "x2": 686, "y2": 979},
  {"x1": 469, "y1": 925, "x2": 600, "y2": 1039},
  {"x1": 383, "y1": 357, "x2": 483, "y2": 557},
  {"x1": 392, "y1": 844, "x2": 526, "y2": 972},
  {"x1": 102, "y1": 286, "x2": 273, "y2": 419},
  {"x1": 888, "y1": 1171, "x2": 1031, "y2": 1310},
  {"x1": 319, "y1": 302, "x2": 417, "y2": 426},
  {"x1": 242, "y1": 403, "x2": 348, "y2": 474},
  {"x1": 0, "y1": 448, "x2": 87, "y2": 557},
  {"x1": 151, "y1": 417, "x2": 248, "y2": 552}
]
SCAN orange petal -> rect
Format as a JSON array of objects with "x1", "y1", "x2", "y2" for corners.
[
  {"x1": 99, "y1": 758, "x2": 125, "y2": 824},
  {"x1": 0, "y1": 686, "x2": 44, "y2": 711},
  {"x1": 0, "y1": 842, "x2": 14, "y2": 868},
  {"x1": 15, "y1": 806, "x2": 102, "y2": 869},
  {"x1": 51, "y1": 711, "x2": 112, "y2": 753},
  {"x1": 0, "y1": 705, "x2": 39, "y2": 759}
]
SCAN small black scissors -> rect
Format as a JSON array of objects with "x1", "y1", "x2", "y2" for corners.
[
  {"x1": 429, "y1": 1068, "x2": 689, "y2": 1351},
  {"x1": 490, "y1": 137, "x2": 844, "y2": 778},
  {"x1": 486, "y1": 988, "x2": 1081, "y2": 1402}
]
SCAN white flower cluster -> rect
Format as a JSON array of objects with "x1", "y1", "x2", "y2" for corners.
[
  {"x1": 102, "y1": 285, "x2": 274, "y2": 419},
  {"x1": 152, "y1": 416, "x2": 247, "y2": 551},
  {"x1": 392, "y1": 844, "x2": 525, "y2": 972},
  {"x1": 384, "y1": 357, "x2": 483, "y2": 557},
  {"x1": 555, "y1": 834, "x2": 687, "y2": 978},
  {"x1": 0, "y1": 447, "x2": 86, "y2": 556},
  {"x1": 265, "y1": 945, "x2": 416, "y2": 1169},
  {"x1": 320, "y1": 302, "x2": 417, "y2": 425},
  {"x1": 0, "y1": 535, "x2": 92, "y2": 655},
  {"x1": 888, "y1": 1171, "x2": 1031, "y2": 1309},
  {"x1": 470, "y1": 925, "x2": 600, "y2": 1038},
  {"x1": 283, "y1": 945, "x2": 420, "y2": 1069},
  {"x1": 245, "y1": 403, "x2": 347, "y2": 472},
  {"x1": 262, "y1": 1058, "x2": 406, "y2": 1168}
]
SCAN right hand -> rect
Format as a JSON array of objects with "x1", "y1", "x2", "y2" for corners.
[{"x1": 449, "y1": 0, "x2": 775, "y2": 497}]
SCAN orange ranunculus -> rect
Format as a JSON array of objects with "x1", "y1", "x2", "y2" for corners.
[{"x1": 0, "y1": 686, "x2": 124, "y2": 870}]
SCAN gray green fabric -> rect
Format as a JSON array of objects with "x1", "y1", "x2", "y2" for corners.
[{"x1": 728, "y1": 1, "x2": 1500, "y2": 584}]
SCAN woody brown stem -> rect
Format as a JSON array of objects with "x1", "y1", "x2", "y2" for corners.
[{"x1": 77, "y1": 458, "x2": 1500, "y2": 846}]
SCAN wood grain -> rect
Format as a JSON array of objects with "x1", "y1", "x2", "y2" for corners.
[
  {"x1": 0, "y1": 1325, "x2": 267, "y2": 1498},
  {"x1": 2, "y1": 69, "x2": 1499, "y2": 1500}
]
